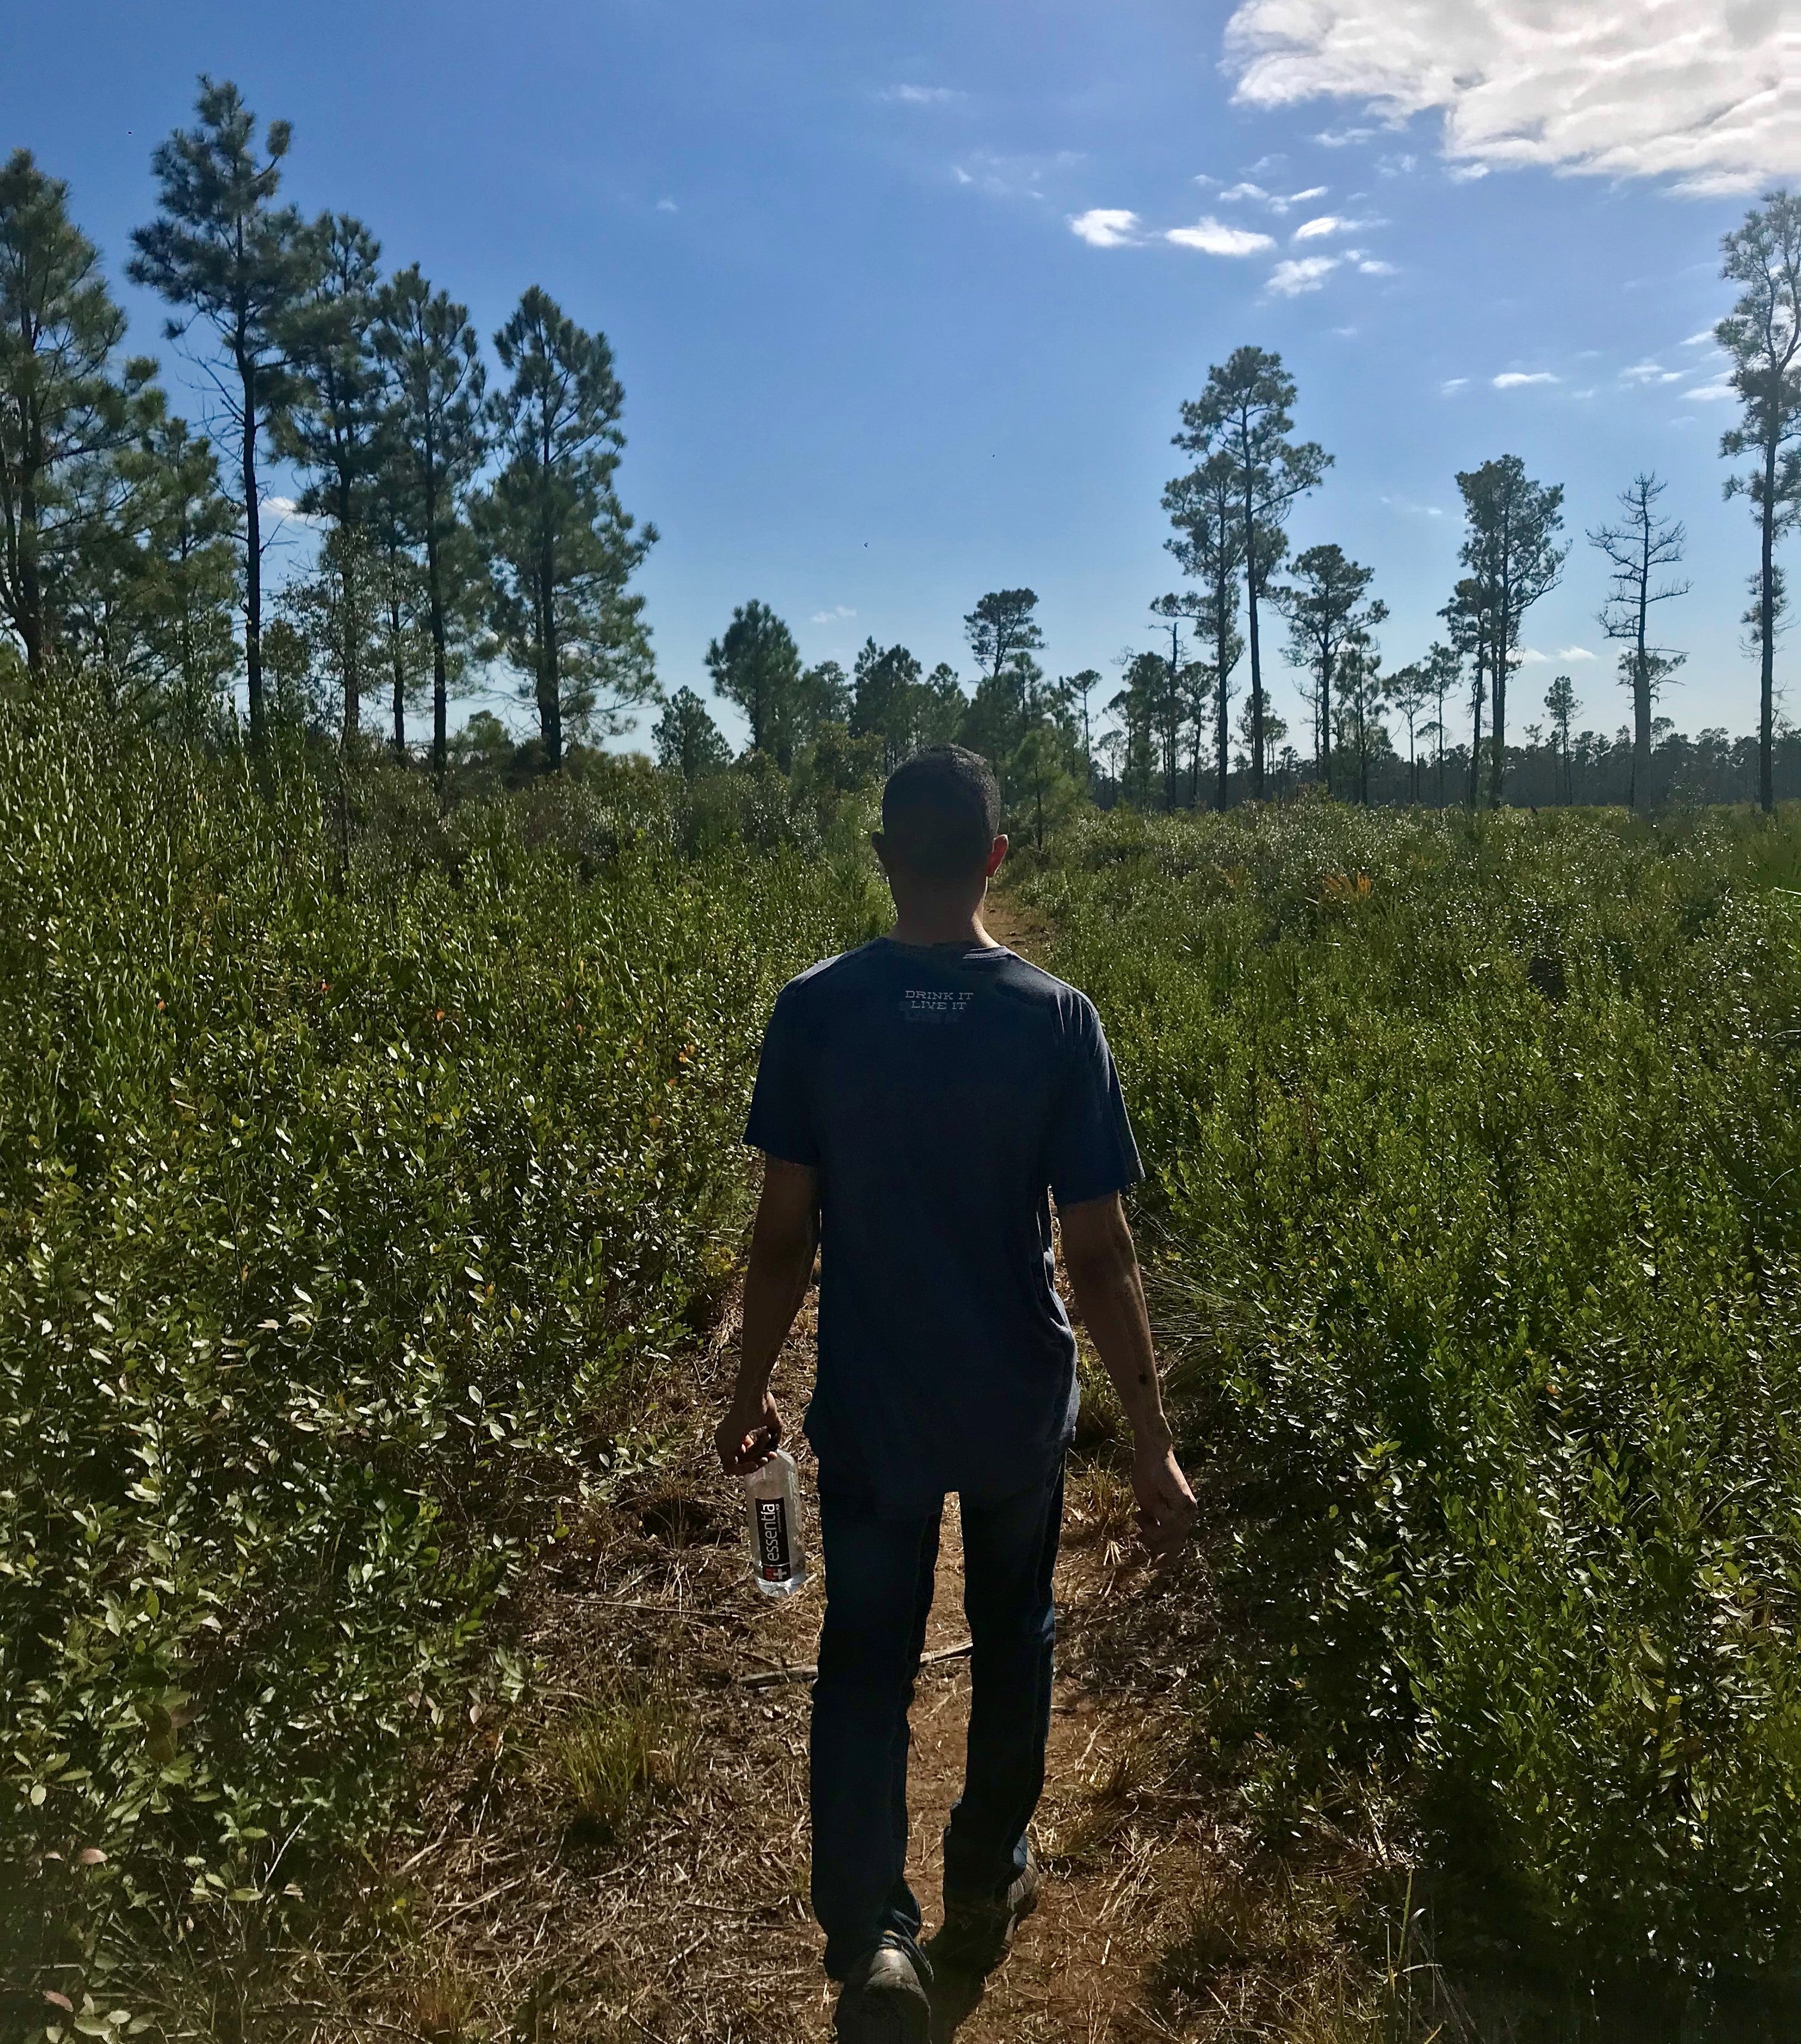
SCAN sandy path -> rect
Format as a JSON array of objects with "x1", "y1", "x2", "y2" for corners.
[{"x1": 331, "y1": 897, "x2": 1212, "y2": 2044}]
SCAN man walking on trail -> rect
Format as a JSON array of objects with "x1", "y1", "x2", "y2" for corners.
[{"x1": 716, "y1": 745, "x2": 1196, "y2": 2043}]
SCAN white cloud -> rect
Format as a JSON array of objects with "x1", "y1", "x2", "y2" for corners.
[
  {"x1": 1447, "y1": 163, "x2": 1490, "y2": 183},
  {"x1": 1493, "y1": 370, "x2": 1560, "y2": 387},
  {"x1": 1315, "y1": 126, "x2": 1378, "y2": 147},
  {"x1": 1070, "y1": 208, "x2": 1143, "y2": 247},
  {"x1": 886, "y1": 84, "x2": 965, "y2": 105},
  {"x1": 1268, "y1": 253, "x2": 1340, "y2": 293},
  {"x1": 1685, "y1": 378, "x2": 1738, "y2": 401},
  {"x1": 1166, "y1": 216, "x2": 1276, "y2": 255},
  {"x1": 1681, "y1": 327, "x2": 1716, "y2": 346},
  {"x1": 655, "y1": 197, "x2": 678, "y2": 213},
  {"x1": 811, "y1": 606, "x2": 857, "y2": 624},
  {"x1": 1215, "y1": 179, "x2": 1329, "y2": 212},
  {"x1": 1381, "y1": 494, "x2": 1444, "y2": 516},
  {"x1": 1357, "y1": 257, "x2": 1397, "y2": 274},
  {"x1": 1440, "y1": 376, "x2": 1469, "y2": 393},
  {"x1": 1559, "y1": 646, "x2": 1598, "y2": 661},
  {"x1": 266, "y1": 495, "x2": 324, "y2": 529},
  {"x1": 1620, "y1": 358, "x2": 1684, "y2": 383},
  {"x1": 1292, "y1": 212, "x2": 1357, "y2": 240},
  {"x1": 1224, "y1": 0, "x2": 1801, "y2": 194}
]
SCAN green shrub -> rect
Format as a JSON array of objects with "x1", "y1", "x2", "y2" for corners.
[
  {"x1": 1022, "y1": 801, "x2": 1801, "y2": 1978},
  {"x1": 0, "y1": 689, "x2": 882, "y2": 1989}
]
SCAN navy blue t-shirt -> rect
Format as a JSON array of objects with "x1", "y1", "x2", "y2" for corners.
[{"x1": 744, "y1": 937, "x2": 1142, "y2": 1518}]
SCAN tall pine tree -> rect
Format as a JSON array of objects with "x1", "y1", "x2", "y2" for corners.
[
  {"x1": 130, "y1": 78, "x2": 316, "y2": 750},
  {"x1": 476, "y1": 287, "x2": 655, "y2": 770},
  {"x1": 374, "y1": 265, "x2": 486, "y2": 782},
  {"x1": 1171, "y1": 349, "x2": 1329, "y2": 798},
  {"x1": 0, "y1": 149, "x2": 152, "y2": 671}
]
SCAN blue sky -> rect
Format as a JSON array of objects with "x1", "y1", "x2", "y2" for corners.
[{"x1": 5, "y1": 0, "x2": 1798, "y2": 749}]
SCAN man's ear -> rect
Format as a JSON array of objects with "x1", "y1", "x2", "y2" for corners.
[{"x1": 985, "y1": 834, "x2": 1009, "y2": 879}]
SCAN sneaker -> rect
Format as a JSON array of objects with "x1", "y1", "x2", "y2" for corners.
[
  {"x1": 834, "y1": 1933, "x2": 932, "y2": 2043},
  {"x1": 927, "y1": 1848, "x2": 1041, "y2": 1978}
]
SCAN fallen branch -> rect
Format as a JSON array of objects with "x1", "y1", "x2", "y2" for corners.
[{"x1": 736, "y1": 1640, "x2": 972, "y2": 1690}]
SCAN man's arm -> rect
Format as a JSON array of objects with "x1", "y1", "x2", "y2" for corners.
[
  {"x1": 715, "y1": 1156, "x2": 819, "y2": 1475},
  {"x1": 1058, "y1": 1193, "x2": 1197, "y2": 1556}
]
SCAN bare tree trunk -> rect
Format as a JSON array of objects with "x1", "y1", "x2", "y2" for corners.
[
  {"x1": 1242, "y1": 471, "x2": 1264, "y2": 799},
  {"x1": 241, "y1": 361, "x2": 264, "y2": 748},
  {"x1": 1761, "y1": 436, "x2": 1777, "y2": 814}
]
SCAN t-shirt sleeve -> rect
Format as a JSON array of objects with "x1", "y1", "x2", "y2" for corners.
[
  {"x1": 743, "y1": 986, "x2": 820, "y2": 1167},
  {"x1": 1046, "y1": 996, "x2": 1143, "y2": 1206}
]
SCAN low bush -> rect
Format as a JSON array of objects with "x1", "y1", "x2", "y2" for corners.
[
  {"x1": 1022, "y1": 800, "x2": 1801, "y2": 1980},
  {"x1": 0, "y1": 689, "x2": 882, "y2": 1994}
]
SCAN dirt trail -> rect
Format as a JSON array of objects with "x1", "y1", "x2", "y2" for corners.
[{"x1": 331, "y1": 900, "x2": 1216, "y2": 2044}]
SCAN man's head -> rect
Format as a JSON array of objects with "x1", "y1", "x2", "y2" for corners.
[{"x1": 873, "y1": 745, "x2": 1005, "y2": 902}]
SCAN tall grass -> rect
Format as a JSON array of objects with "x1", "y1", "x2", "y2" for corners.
[
  {"x1": 1019, "y1": 801, "x2": 1801, "y2": 1981},
  {"x1": 0, "y1": 691, "x2": 883, "y2": 1993}
]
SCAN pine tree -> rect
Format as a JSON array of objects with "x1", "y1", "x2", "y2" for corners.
[
  {"x1": 61, "y1": 392, "x2": 237, "y2": 725},
  {"x1": 705, "y1": 600, "x2": 801, "y2": 764},
  {"x1": 1275, "y1": 544, "x2": 1385, "y2": 797},
  {"x1": 653, "y1": 685, "x2": 731, "y2": 780},
  {"x1": 283, "y1": 213, "x2": 383, "y2": 741},
  {"x1": 1163, "y1": 448, "x2": 1247, "y2": 810},
  {"x1": 0, "y1": 148, "x2": 153, "y2": 671},
  {"x1": 1455, "y1": 457, "x2": 1566, "y2": 807},
  {"x1": 129, "y1": 78, "x2": 316, "y2": 749},
  {"x1": 374, "y1": 265, "x2": 486, "y2": 781},
  {"x1": 1588, "y1": 473, "x2": 1688, "y2": 810},
  {"x1": 960, "y1": 588, "x2": 1044, "y2": 793},
  {"x1": 477, "y1": 287, "x2": 656, "y2": 771},
  {"x1": 1716, "y1": 190, "x2": 1801, "y2": 814},
  {"x1": 1544, "y1": 672, "x2": 1577, "y2": 803},
  {"x1": 1171, "y1": 349, "x2": 1329, "y2": 797}
]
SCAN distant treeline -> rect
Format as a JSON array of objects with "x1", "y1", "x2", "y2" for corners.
[{"x1": 4, "y1": 77, "x2": 1799, "y2": 814}]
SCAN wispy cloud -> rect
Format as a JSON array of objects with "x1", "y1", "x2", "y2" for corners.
[
  {"x1": 1560, "y1": 646, "x2": 1597, "y2": 662},
  {"x1": 1226, "y1": 0, "x2": 1801, "y2": 194},
  {"x1": 1268, "y1": 253, "x2": 1340, "y2": 294},
  {"x1": 1315, "y1": 126, "x2": 1378, "y2": 147},
  {"x1": 811, "y1": 606, "x2": 857, "y2": 624},
  {"x1": 1684, "y1": 379, "x2": 1738, "y2": 402},
  {"x1": 1620, "y1": 358, "x2": 1684, "y2": 384},
  {"x1": 1291, "y1": 212, "x2": 1375, "y2": 240},
  {"x1": 1681, "y1": 328, "x2": 1717, "y2": 346},
  {"x1": 1440, "y1": 377, "x2": 1469, "y2": 394},
  {"x1": 1381, "y1": 494, "x2": 1444, "y2": 517},
  {"x1": 1165, "y1": 216, "x2": 1276, "y2": 256},
  {"x1": 655, "y1": 197, "x2": 678, "y2": 213},
  {"x1": 1070, "y1": 208, "x2": 1143, "y2": 247},
  {"x1": 1216, "y1": 179, "x2": 1330, "y2": 213},
  {"x1": 1356, "y1": 256, "x2": 1397, "y2": 274},
  {"x1": 1493, "y1": 370, "x2": 1559, "y2": 388},
  {"x1": 884, "y1": 84, "x2": 966, "y2": 106}
]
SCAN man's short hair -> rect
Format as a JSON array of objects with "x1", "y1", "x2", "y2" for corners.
[{"x1": 881, "y1": 746, "x2": 1001, "y2": 884}]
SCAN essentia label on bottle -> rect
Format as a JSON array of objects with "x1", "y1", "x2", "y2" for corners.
[{"x1": 755, "y1": 1494, "x2": 792, "y2": 1582}]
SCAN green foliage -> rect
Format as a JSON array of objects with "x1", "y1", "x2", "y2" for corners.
[
  {"x1": 1021, "y1": 801, "x2": 1801, "y2": 1980},
  {"x1": 0, "y1": 686, "x2": 882, "y2": 1989}
]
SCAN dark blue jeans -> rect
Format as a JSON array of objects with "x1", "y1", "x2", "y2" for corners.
[{"x1": 809, "y1": 1461, "x2": 1064, "y2": 1980}]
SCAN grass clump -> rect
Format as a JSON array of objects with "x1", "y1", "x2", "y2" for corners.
[{"x1": 550, "y1": 1688, "x2": 700, "y2": 1847}]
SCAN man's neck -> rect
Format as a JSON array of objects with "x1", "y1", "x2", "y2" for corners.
[{"x1": 888, "y1": 894, "x2": 1002, "y2": 949}]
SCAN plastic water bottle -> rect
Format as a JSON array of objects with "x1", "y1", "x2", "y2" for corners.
[{"x1": 745, "y1": 1450, "x2": 808, "y2": 1597}]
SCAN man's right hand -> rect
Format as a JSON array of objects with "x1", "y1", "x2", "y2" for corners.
[
  {"x1": 715, "y1": 1387, "x2": 783, "y2": 1475},
  {"x1": 1132, "y1": 1435, "x2": 1197, "y2": 1557}
]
